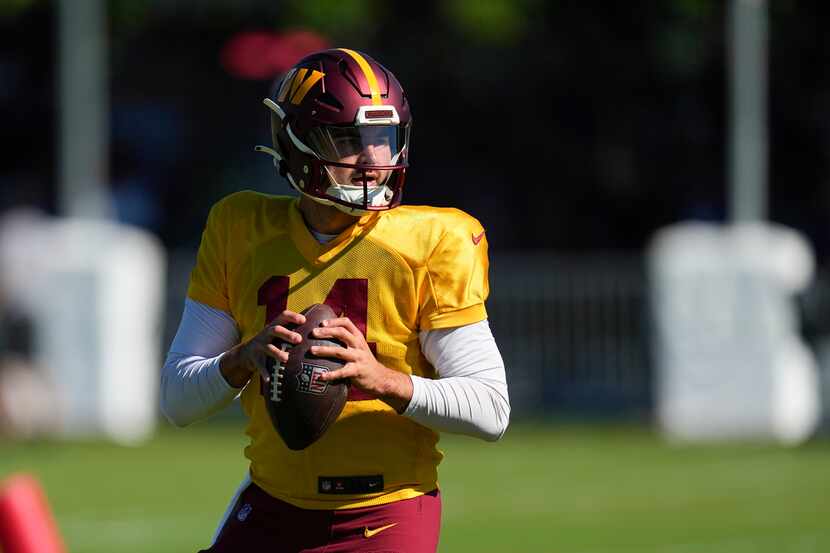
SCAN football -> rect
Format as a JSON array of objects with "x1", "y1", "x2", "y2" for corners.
[{"x1": 262, "y1": 303, "x2": 348, "y2": 450}]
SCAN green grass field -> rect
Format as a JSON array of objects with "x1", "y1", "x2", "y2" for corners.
[{"x1": 2, "y1": 422, "x2": 829, "y2": 553}]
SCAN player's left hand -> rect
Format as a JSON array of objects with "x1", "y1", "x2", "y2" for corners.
[{"x1": 310, "y1": 317, "x2": 413, "y2": 412}]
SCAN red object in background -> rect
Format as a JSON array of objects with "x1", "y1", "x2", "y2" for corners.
[
  {"x1": 221, "y1": 29, "x2": 330, "y2": 80},
  {"x1": 0, "y1": 474, "x2": 66, "y2": 553}
]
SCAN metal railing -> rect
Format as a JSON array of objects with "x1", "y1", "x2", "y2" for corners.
[{"x1": 488, "y1": 251, "x2": 651, "y2": 416}]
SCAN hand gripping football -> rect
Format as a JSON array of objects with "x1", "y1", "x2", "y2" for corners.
[{"x1": 262, "y1": 303, "x2": 348, "y2": 450}]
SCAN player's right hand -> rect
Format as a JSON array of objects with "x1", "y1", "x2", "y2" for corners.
[{"x1": 220, "y1": 310, "x2": 306, "y2": 388}]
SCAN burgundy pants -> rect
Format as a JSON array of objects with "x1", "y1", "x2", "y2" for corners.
[{"x1": 199, "y1": 483, "x2": 441, "y2": 553}]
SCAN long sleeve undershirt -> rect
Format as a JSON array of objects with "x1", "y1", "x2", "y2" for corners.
[{"x1": 160, "y1": 299, "x2": 510, "y2": 441}]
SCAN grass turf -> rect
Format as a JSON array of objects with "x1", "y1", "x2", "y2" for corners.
[{"x1": 1, "y1": 422, "x2": 829, "y2": 553}]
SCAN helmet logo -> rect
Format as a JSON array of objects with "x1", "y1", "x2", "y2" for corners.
[{"x1": 277, "y1": 67, "x2": 325, "y2": 105}]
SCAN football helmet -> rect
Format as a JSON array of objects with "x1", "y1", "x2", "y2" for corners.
[{"x1": 256, "y1": 48, "x2": 411, "y2": 215}]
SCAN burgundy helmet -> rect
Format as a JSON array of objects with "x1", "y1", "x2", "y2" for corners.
[{"x1": 256, "y1": 48, "x2": 411, "y2": 215}]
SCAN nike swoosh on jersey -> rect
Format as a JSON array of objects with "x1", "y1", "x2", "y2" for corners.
[
  {"x1": 364, "y1": 523, "x2": 398, "y2": 538},
  {"x1": 472, "y1": 230, "x2": 485, "y2": 245}
]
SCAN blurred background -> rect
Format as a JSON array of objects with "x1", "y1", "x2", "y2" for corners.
[{"x1": 1, "y1": 0, "x2": 830, "y2": 552}]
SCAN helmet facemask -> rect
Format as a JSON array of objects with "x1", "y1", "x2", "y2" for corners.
[
  {"x1": 306, "y1": 124, "x2": 409, "y2": 213},
  {"x1": 258, "y1": 99, "x2": 409, "y2": 215}
]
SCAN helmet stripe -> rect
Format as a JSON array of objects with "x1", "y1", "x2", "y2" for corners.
[{"x1": 338, "y1": 48, "x2": 382, "y2": 105}]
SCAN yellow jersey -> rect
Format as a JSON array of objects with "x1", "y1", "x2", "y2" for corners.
[{"x1": 187, "y1": 191, "x2": 489, "y2": 509}]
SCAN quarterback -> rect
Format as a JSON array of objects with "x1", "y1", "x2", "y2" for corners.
[{"x1": 160, "y1": 48, "x2": 510, "y2": 553}]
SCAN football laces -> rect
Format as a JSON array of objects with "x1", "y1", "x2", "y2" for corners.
[{"x1": 270, "y1": 343, "x2": 292, "y2": 403}]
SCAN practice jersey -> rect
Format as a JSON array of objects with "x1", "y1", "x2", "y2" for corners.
[{"x1": 187, "y1": 191, "x2": 489, "y2": 510}]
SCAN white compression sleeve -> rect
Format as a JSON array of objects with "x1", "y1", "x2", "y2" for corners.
[
  {"x1": 405, "y1": 320, "x2": 511, "y2": 441},
  {"x1": 160, "y1": 300, "x2": 511, "y2": 440},
  {"x1": 159, "y1": 299, "x2": 241, "y2": 427}
]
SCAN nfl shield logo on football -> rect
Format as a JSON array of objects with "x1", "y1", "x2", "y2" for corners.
[{"x1": 297, "y1": 363, "x2": 329, "y2": 395}]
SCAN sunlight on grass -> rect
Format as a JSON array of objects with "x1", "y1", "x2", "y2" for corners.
[{"x1": 2, "y1": 423, "x2": 829, "y2": 553}]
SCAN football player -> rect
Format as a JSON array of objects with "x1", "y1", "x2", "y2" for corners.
[{"x1": 160, "y1": 48, "x2": 510, "y2": 553}]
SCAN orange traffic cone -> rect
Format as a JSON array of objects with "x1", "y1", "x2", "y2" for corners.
[{"x1": 0, "y1": 473, "x2": 66, "y2": 553}]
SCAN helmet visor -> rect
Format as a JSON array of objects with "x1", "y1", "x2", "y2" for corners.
[{"x1": 307, "y1": 125, "x2": 409, "y2": 165}]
